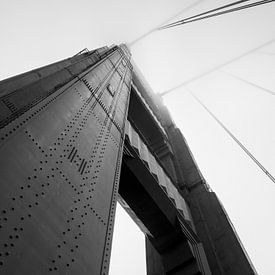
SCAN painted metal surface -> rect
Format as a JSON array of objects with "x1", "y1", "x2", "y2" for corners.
[
  {"x1": 0, "y1": 43, "x2": 252, "y2": 275},
  {"x1": 0, "y1": 48, "x2": 132, "y2": 274},
  {"x1": 125, "y1": 120, "x2": 192, "y2": 222}
]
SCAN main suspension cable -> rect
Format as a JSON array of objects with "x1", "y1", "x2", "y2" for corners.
[
  {"x1": 159, "y1": 0, "x2": 251, "y2": 30},
  {"x1": 128, "y1": 0, "x2": 203, "y2": 46},
  {"x1": 159, "y1": 0, "x2": 274, "y2": 30},
  {"x1": 187, "y1": 87, "x2": 275, "y2": 184}
]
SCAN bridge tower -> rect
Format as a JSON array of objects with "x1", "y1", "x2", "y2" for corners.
[{"x1": 0, "y1": 45, "x2": 256, "y2": 274}]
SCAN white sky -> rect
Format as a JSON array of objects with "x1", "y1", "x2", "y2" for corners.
[{"x1": 1, "y1": 1, "x2": 275, "y2": 274}]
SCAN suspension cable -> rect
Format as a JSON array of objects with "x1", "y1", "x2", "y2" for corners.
[
  {"x1": 160, "y1": 38, "x2": 275, "y2": 96},
  {"x1": 187, "y1": 87, "x2": 275, "y2": 184},
  {"x1": 128, "y1": 0, "x2": 203, "y2": 46},
  {"x1": 221, "y1": 71, "x2": 275, "y2": 96},
  {"x1": 159, "y1": 0, "x2": 274, "y2": 30},
  {"x1": 159, "y1": 0, "x2": 251, "y2": 30}
]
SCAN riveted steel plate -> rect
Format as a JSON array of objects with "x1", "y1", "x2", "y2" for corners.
[{"x1": 0, "y1": 50, "x2": 132, "y2": 274}]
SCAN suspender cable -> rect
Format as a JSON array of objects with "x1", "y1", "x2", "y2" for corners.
[
  {"x1": 159, "y1": 0, "x2": 251, "y2": 30},
  {"x1": 187, "y1": 87, "x2": 275, "y2": 184},
  {"x1": 160, "y1": 38, "x2": 275, "y2": 96},
  {"x1": 159, "y1": 0, "x2": 275, "y2": 30},
  {"x1": 221, "y1": 71, "x2": 275, "y2": 96}
]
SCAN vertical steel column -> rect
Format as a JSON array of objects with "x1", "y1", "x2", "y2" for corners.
[{"x1": 0, "y1": 46, "x2": 132, "y2": 274}]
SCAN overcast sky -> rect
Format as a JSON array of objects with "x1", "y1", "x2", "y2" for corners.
[{"x1": 1, "y1": 1, "x2": 275, "y2": 274}]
